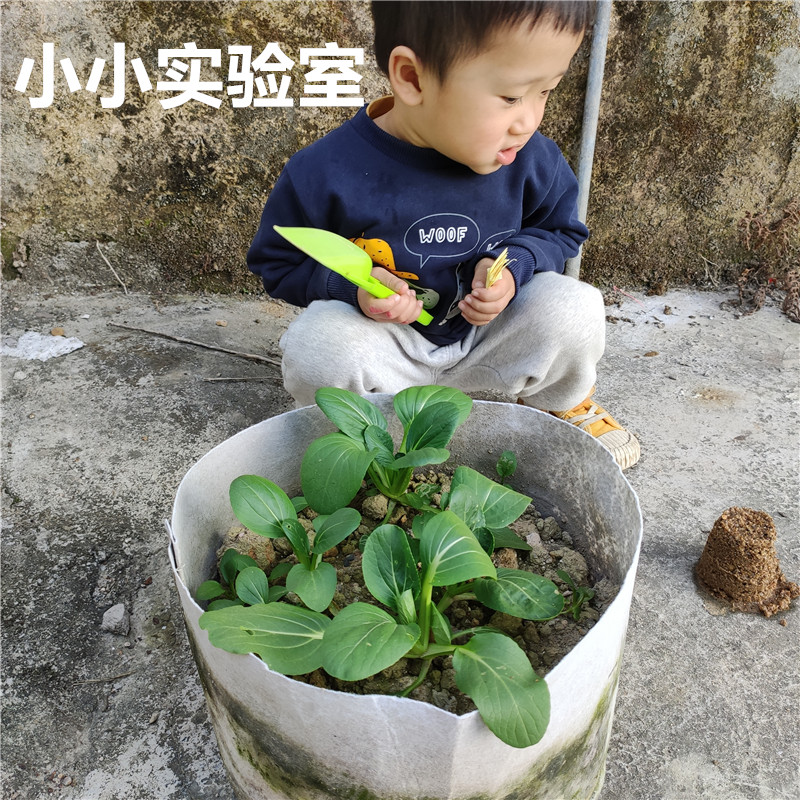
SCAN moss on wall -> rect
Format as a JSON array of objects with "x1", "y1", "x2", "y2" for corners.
[{"x1": 1, "y1": 1, "x2": 798, "y2": 293}]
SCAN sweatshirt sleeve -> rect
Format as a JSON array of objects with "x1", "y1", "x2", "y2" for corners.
[
  {"x1": 476, "y1": 144, "x2": 588, "y2": 291},
  {"x1": 246, "y1": 168, "x2": 358, "y2": 307}
]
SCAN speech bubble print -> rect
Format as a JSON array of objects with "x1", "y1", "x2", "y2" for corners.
[
  {"x1": 479, "y1": 230, "x2": 516, "y2": 253},
  {"x1": 404, "y1": 213, "x2": 480, "y2": 269}
]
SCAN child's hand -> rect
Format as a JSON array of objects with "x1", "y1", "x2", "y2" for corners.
[
  {"x1": 459, "y1": 257, "x2": 516, "y2": 326},
  {"x1": 357, "y1": 266, "x2": 425, "y2": 325}
]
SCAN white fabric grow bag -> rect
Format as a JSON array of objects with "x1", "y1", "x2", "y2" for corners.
[{"x1": 169, "y1": 398, "x2": 642, "y2": 800}]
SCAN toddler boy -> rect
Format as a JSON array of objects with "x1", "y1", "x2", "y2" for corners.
[{"x1": 247, "y1": 0, "x2": 640, "y2": 470}]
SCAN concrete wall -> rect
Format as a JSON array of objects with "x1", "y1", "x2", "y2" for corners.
[
  {"x1": 2, "y1": 0, "x2": 798, "y2": 293},
  {"x1": 587, "y1": 0, "x2": 800, "y2": 291}
]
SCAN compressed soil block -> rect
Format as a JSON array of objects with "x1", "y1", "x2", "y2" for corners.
[{"x1": 696, "y1": 507, "x2": 799, "y2": 617}]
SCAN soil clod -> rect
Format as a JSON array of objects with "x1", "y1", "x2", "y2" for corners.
[{"x1": 696, "y1": 507, "x2": 799, "y2": 617}]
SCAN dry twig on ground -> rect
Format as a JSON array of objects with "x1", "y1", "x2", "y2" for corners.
[{"x1": 108, "y1": 322, "x2": 281, "y2": 367}]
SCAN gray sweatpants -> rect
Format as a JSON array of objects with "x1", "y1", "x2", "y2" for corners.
[{"x1": 280, "y1": 271, "x2": 606, "y2": 412}]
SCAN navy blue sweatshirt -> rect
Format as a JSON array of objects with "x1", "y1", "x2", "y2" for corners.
[{"x1": 247, "y1": 99, "x2": 588, "y2": 346}]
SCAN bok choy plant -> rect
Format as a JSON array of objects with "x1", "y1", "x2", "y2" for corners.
[{"x1": 198, "y1": 386, "x2": 566, "y2": 748}]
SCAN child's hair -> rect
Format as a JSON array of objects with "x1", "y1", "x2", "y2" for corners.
[{"x1": 372, "y1": 1, "x2": 594, "y2": 81}]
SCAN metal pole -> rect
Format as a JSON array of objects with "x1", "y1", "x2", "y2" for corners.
[{"x1": 565, "y1": 0, "x2": 611, "y2": 279}]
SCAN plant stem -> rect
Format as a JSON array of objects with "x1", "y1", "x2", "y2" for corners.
[
  {"x1": 368, "y1": 463, "x2": 415, "y2": 504},
  {"x1": 327, "y1": 600, "x2": 341, "y2": 616},
  {"x1": 435, "y1": 580, "x2": 477, "y2": 613},
  {"x1": 400, "y1": 642, "x2": 457, "y2": 696},
  {"x1": 390, "y1": 467, "x2": 414, "y2": 498},
  {"x1": 449, "y1": 626, "x2": 485, "y2": 641},
  {"x1": 436, "y1": 592, "x2": 476, "y2": 613},
  {"x1": 419, "y1": 644, "x2": 457, "y2": 658},
  {"x1": 380, "y1": 498, "x2": 397, "y2": 526},
  {"x1": 410, "y1": 571, "x2": 434, "y2": 656},
  {"x1": 399, "y1": 659, "x2": 432, "y2": 697},
  {"x1": 368, "y1": 467, "x2": 393, "y2": 499}
]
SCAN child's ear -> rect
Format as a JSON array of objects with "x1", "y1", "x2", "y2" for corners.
[{"x1": 386, "y1": 46, "x2": 426, "y2": 106}]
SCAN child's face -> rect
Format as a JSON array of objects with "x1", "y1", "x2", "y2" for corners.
[{"x1": 413, "y1": 22, "x2": 584, "y2": 175}]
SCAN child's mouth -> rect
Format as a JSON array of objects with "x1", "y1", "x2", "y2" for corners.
[{"x1": 496, "y1": 147, "x2": 517, "y2": 166}]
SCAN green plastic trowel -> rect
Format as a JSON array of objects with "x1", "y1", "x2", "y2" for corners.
[{"x1": 274, "y1": 226, "x2": 433, "y2": 325}]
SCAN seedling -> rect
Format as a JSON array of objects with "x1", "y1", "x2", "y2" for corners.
[
  {"x1": 227, "y1": 480, "x2": 360, "y2": 612},
  {"x1": 301, "y1": 385, "x2": 473, "y2": 520},
  {"x1": 557, "y1": 569, "x2": 596, "y2": 622},
  {"x1": 495, "y1": 449, "x2": 518, "y2": 484},
  {"x1": 197, "y1": 549, "x2": 289, "y2": 609},
  {"x1": 198, "y1": 386, "x2": 571, "y2": 748}
]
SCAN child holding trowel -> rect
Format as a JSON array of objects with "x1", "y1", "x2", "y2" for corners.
[{"x1": 247, "y1": 0, "x2": 640, "y2": 469}]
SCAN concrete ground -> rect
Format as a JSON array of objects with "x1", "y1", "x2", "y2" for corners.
[{"x1": 1, "y1": 280, "x2": 798, "y2": 800}]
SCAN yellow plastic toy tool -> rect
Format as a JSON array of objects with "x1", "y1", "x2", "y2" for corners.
[
  {"x1": 273, "y1": 226, "x2": 433, "y2": 325},
  {"x1": 485, "y1": 247, "x2": 511, "y2": 288}
]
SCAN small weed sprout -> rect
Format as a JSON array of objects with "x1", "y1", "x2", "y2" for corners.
[
  {"x1": 495, "y1": 450, "x2": 517, "y2": 484},
  {"x1": 557, "y1": 569, "x2": 596, "y2": 622}
]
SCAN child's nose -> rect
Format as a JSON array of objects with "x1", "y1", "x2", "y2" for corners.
[{"x1": 509, "y1": 104, "x2": 540, "y2": 136}]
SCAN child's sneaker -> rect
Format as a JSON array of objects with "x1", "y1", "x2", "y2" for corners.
[{"x1": 550, "y1": 390, "x2": 640, "y2": 470}]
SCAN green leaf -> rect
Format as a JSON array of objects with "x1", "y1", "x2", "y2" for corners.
[
  {"x1": 407, "y1": 531, "x2": 422, "y2": 563},
  {"x1": 556, "y1": 569, "x2": 577, "y2": 591},
  {"x1": 321, "y1": 603, "x2": 420, "y2": 681},
  {"x1": 364, "y1": 425, "x2": 396, "y2": 467},
  {"x1": 235, "y1": 566, "x2": 271, "y2": 605},
  {"x1": 362, "y1": 524, "x2": 421, "y2": 610},
  {"x1": 269, "y1": 562, "x2": 293, "y2": 581},
  {"x1": 412, "y1": 511, "x2": 435, "y2": 539},
  {"x1": 268, "y1": 586, "x2": 289, "y2": 602},
  {"x1": 430, "y1": 604, "x2": 452, "y2": 645},
  {"x1": 396, "y1": 588, "x2": 418, "y2": 626},
  {"x1": 219, "y1": 549, "x2": 259, "y2": 587},
  {"x1": 496, "y1": 450, "x2": 517, "y2": 480},
  {"x1": 405, "y1": 402, "x2": 459, "y2": 452},
  {"x1": 312, "y1": 506, "x2": 361, "y2": 554},
  {"x1": 447, "y1": 466, "x2": 531, "y2": 529},
  {"x1": 196, "y1": 580, "x2": 226, "y2": 601},
  {"x1": 301, "y1": 433, "x2": 375, "y2": 514},
  {"x1": 491, "y1": 527, "x2": 533, "y2": 551},
  {"x1": 199, "y1": 603, "x2": 330, "y2": 675},
  {"x1": 411, "y1": 482, "x2": 440, "y2": 504},
  {"x1": 390, "y1": 447, "x2": 451, "y2": 470},
  {"x1": 403, "y1": 492, "x2": 431, "y2": 511},
  {"x1": 207, "y1": 598, "x2": 243, "y2": 611},
  {"x1": 281, "y1": 518, "x2": 311, "y2": 566},
  {"x1": 393, "y1": 385, "x2": 472, "y2": 429},
  {"x1": 474, "y1": 527, "x2": 494, "y2": 555},
  {"x1": 474, "y1": 568, "x2": 564, "y2": 620},
  {"x1": 291, "y1": 495, "x2": 308, "y2": 514},
  {"x1": 315, "y1": 387, "x2": 387, "y2": 439},
  {"x1": 455, "y1": 502, "x2": 485, "y2": 532},
  {"x1": 557, "y1": 570, "x2": 595, "y2": 621},
  {"x1": 286, "y1": 562, "x2": 337, "y2": 612},
  {"x1": 453, "y1": 630, "x2": 550, "y2": 748},
  {"x1": 403, "y1": 484, "x2": 441, "y2": 512},
  {"x1": 419, "y1": 510, "x2": 496, "y2": 586},
  {"x1": 230, "y1": 475, "x2": 297, "y2": 538}
]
